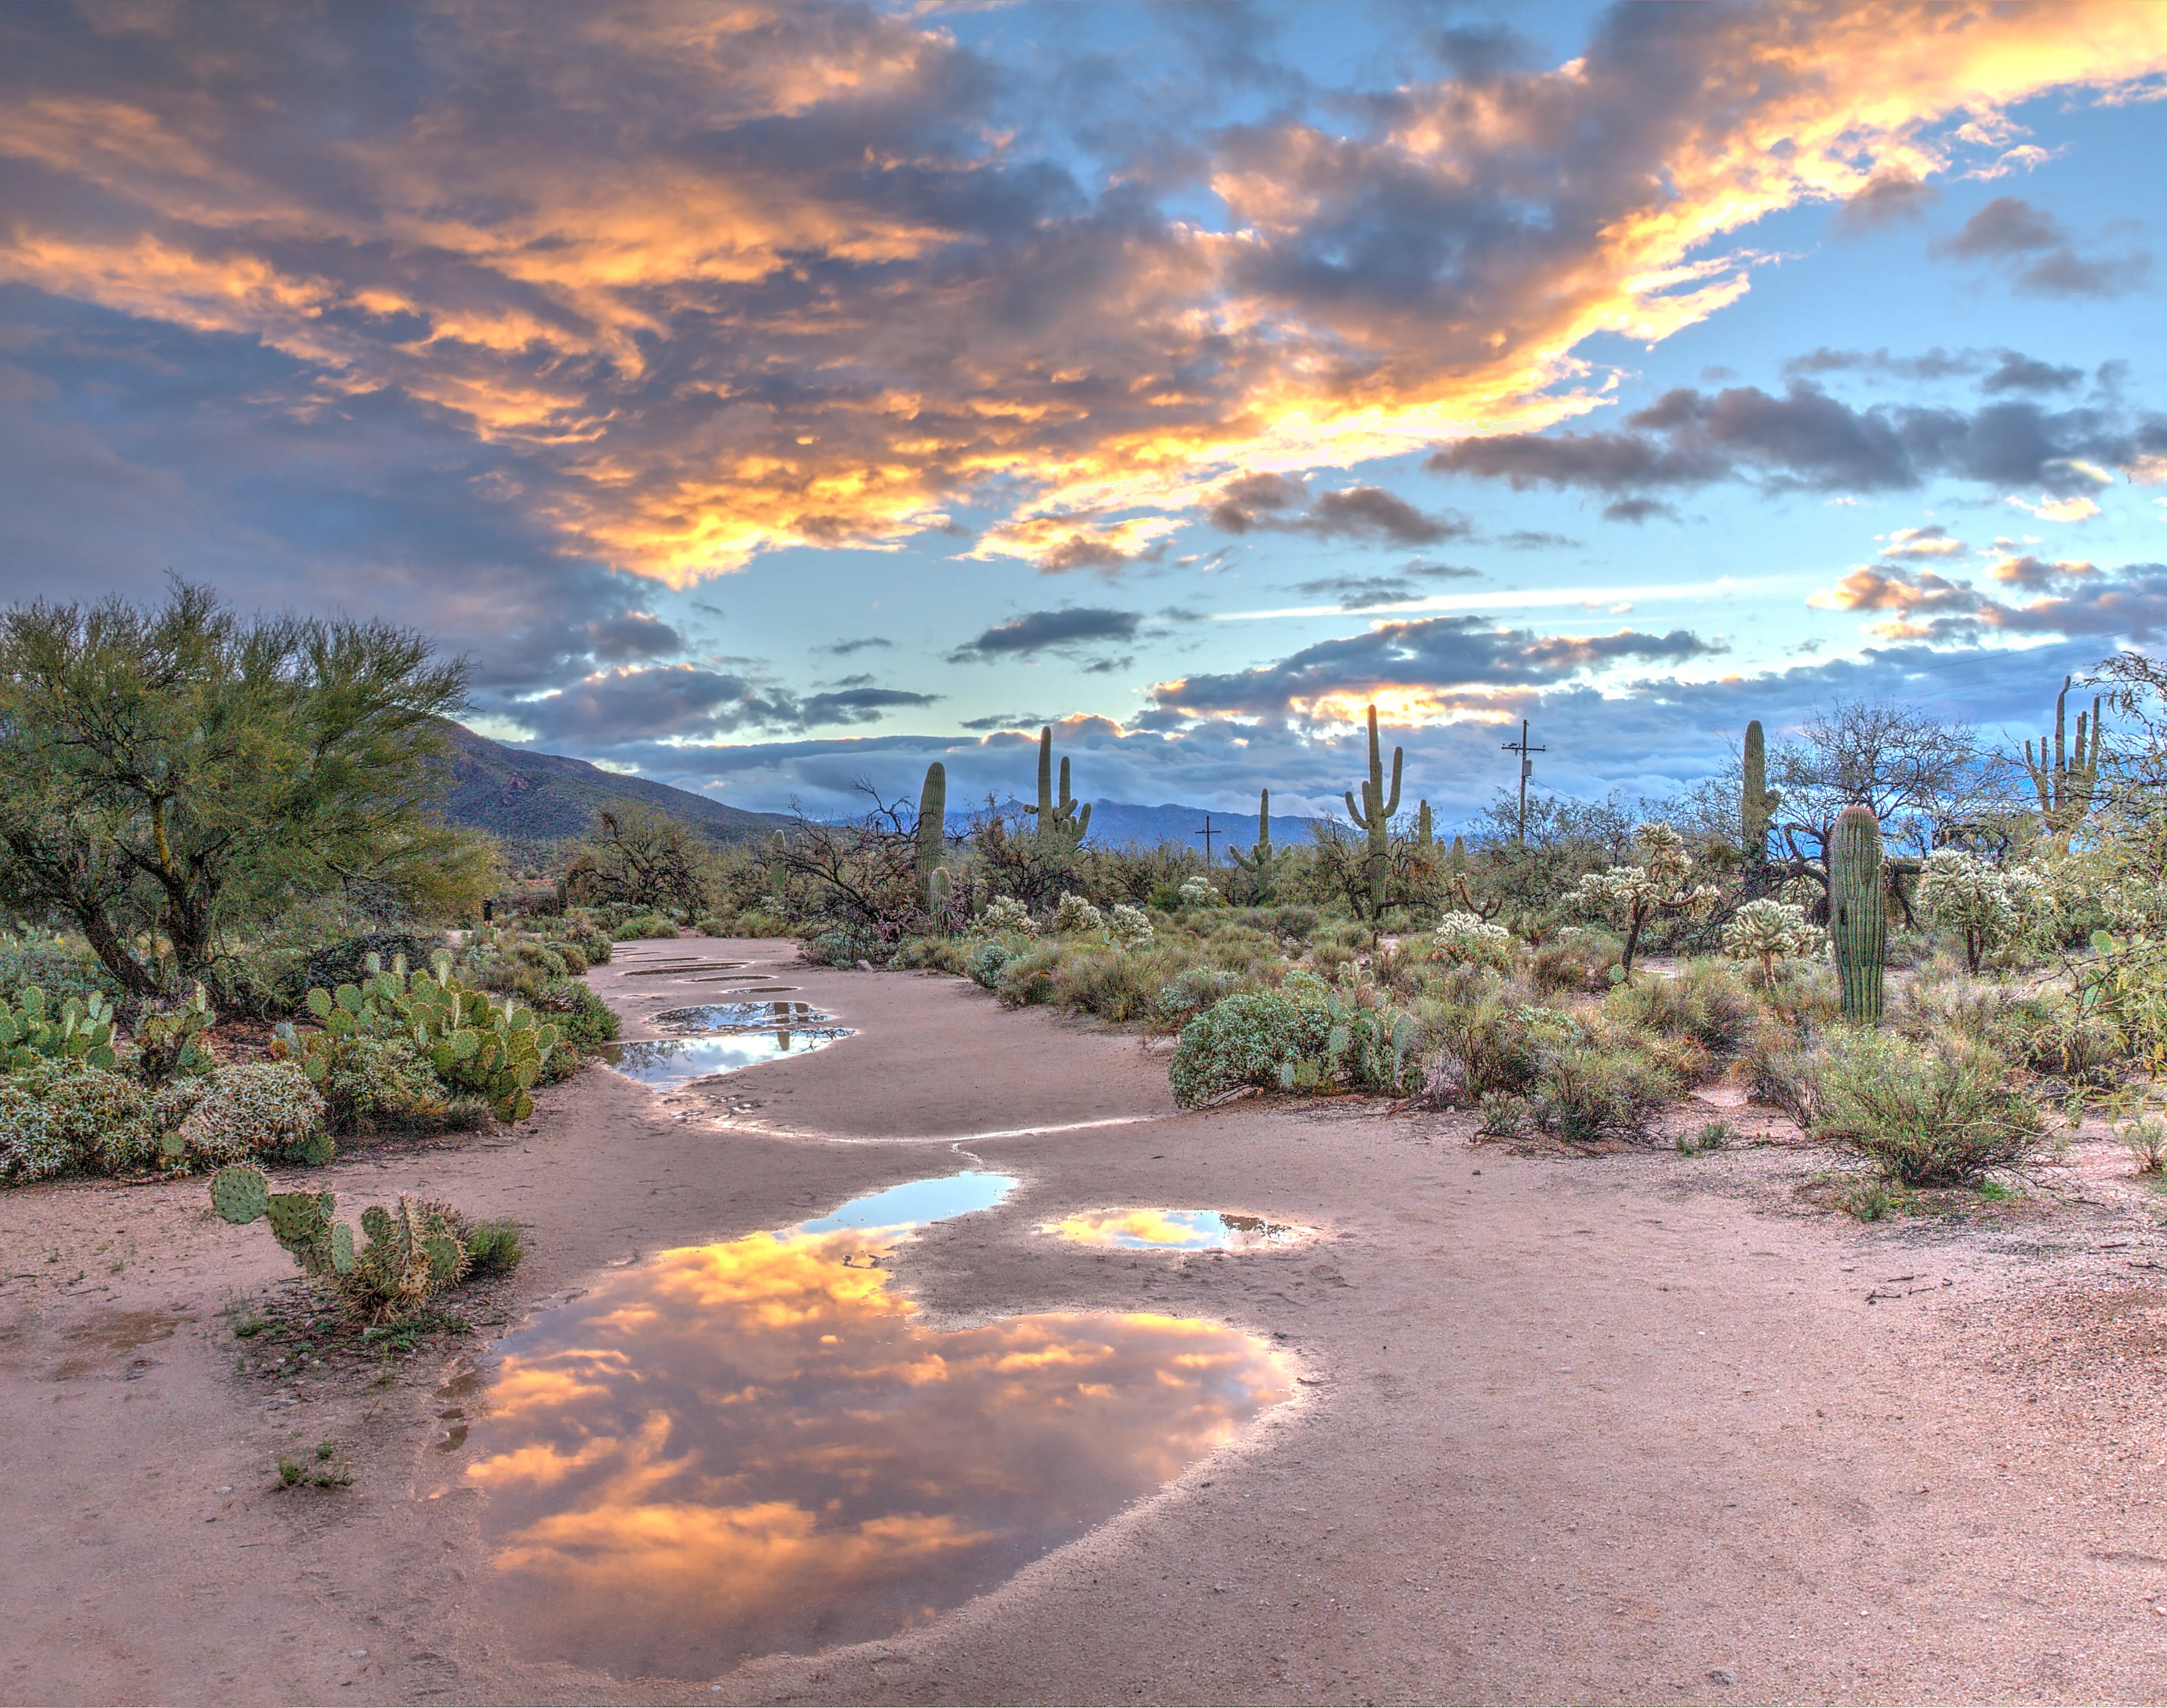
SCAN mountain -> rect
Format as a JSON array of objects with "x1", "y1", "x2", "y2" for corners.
[
  {"x1": 959, "y1": 800, "x2": 1328, "y2": 852},
  {"x1": 436, "y1": 723, "x2": 794, "y2": 846}
]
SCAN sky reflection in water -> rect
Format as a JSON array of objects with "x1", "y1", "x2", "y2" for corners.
[
  {"x1": 1043, "y1": 1209, "x2": 1314, "y2": 1251},
  {"x1": 600, "y1": 1027, "x2": 849, "y2": 1087},
  {"x1": 466, "y1": 1176, "x2": 1293, "y2": 1679}
]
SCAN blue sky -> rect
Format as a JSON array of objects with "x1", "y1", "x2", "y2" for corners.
[{"x1": 1, "y1": 1, "x2": 2164, "y2": 825}]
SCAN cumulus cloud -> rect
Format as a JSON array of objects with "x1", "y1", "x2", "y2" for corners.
[
  {"x1": 1932, "y1": 195, "x2": 2152, "y2": 298},
  {"x1": 1429, "y1": 380, "x2": 2167, "y2": 501},
  {"x1": 2, "y1": 4, "x2": 2163, "y2": 582},
  {"x1": 947, "y1": 607, "x2": 1143, "y2": 662},
  {"x1": 1809, "y1": 553, "x2": 2167, "y2": 642}
]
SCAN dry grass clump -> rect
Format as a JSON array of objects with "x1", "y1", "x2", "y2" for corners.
[{"x1": 1812, "y1": 1028, "x2": 2047, "y2": 1186}]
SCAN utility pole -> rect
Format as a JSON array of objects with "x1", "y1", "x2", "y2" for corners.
[
  {"x1": 1194, "y1": 813, "x2": 1216, "y2": 867},
  {"x1": 1502, "y1": 719, "x2": 1545, "y2": 843}
]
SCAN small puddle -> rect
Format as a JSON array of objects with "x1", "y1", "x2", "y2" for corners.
[
  {"x1": 619, "y1": 963, "x2": 749, "y2": 978},
  {"x1": 1042, "y1": 1209, "x2": 1316, "y2": 1251},
  {"x1": 600, "y1": 1027, "x2": 851, "y2": 1087},
  {"x1": 465, "y1": 1173, "x2": 1292, "y2": 1678},
  {"x1": 653, "y1": 1002, "x2": 837, "y2": 1031},
  {"x1": 690, "y1": 981, "x2": 800, "y2": 991}
]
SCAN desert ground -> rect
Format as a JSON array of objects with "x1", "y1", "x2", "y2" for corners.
[{"x1": 5, "y1": 939, "x2": 2167, "y2": 1706}]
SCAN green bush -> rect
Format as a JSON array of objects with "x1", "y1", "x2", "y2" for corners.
[
  {"x1": 0, "y1": 935, "x2": 122, "y2": 1011},
  {"x1": 1530, "y1": 1044, "x2": 1678, "y2": 1144},
  {"x1": 176, "y1": 1062, "x2": 329, "y2": 1164},
  {"x1": 464, "y1": 1219, "x2": 525, "y2": 1275},
  {"x1": 1426, "y1": 995, "x2": 1576, "y2": 1102},
  {"x1": 994, "y1": 942, "x2": 1062, "y2": 1006},
  {"x1": 1171, "y1": 990, "x2": 1327, "y2": 1106},
  {"x1": 0, "y1": 1059, "x2": 205, "y2": 1182},
  {"x1": 538, "y1": 978, "x2": 620, "y2": 1049},
  {"x1": 611, "y1": 913, "x2": 680, "y2": 941},
  {"x1": 1605, "y1": 959, "x2": 1759, "y2": 1056},
  {"x1": 306, "y1": 933, "x2": 443, "y2": 997},
  {"x1": 1812, "y1": 1029, "x2": 2046, "y2": 1185},
  {"x1": 316, "y1": 1036, "x2": 450, "y2": 1136},
  {"x1": 1743, "y1": 1031, "x2": 1820, "y2": 1127}
]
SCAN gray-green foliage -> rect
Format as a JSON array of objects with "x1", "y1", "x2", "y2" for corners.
[
  {"x1": 1170, "y1": 975, "x2": 1421, "y2": 1107},
  {"x1": 0, "y1": 986, "x2": 117, "y2": 1071},
  {"x1": 1811, "y1": 1028, "x2": 2045, "y2": 1185}
]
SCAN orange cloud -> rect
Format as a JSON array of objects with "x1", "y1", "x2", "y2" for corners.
[{"x1": 1, "y1": 2, "x2": 2162, "y2": 582}]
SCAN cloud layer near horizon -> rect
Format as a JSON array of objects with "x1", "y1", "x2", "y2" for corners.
[{"x1": 5, "y1": 1, "x2": 2164, "y2": 587}]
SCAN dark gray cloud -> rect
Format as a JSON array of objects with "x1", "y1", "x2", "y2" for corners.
[
  {"x1": 799, "y1": 686, "x2": 941, "y2": 725},
  {"x1": 1149, "y1": 615, "x2": 1722, "y2": 721},
  {"x1": 1428, "y1": 379, "x2": 2167, "y2": 500},
  {"x1": 1834, "y1": 170, "x2": 1940, "y2": 233},
  {"x1": 817, "y1": 636, "x2": 895, "y2": 657},
  {"x1": 947, "y1": 606, "x2": 1143, "y2": 662},
  {"x1": 1207, "y1": 474, "x2": 1469, "y2": 544},
  {"x1": 1932, "y1": 196, "x2": 2151, "y2": 299},
  {"x1": 1981, "y1": 350, "x2": 2085, "y2": 394}
]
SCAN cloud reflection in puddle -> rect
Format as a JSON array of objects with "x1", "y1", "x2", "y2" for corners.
[{"x1": 465, "y1": 1177, "x2": 1293, "y2": 1678}]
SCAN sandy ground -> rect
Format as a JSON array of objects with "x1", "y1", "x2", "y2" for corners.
[{"x1": 5, "y1": 938, "x2": 2167, "y2": 1705}]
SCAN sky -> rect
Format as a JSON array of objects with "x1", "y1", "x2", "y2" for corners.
[{"x1": 2, "y1": 0, "x2": 2166, "y2": 827}]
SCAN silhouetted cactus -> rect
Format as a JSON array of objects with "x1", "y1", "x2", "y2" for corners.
[
  {"x1": 1029, "y1": 726, "x2": 1091, "y2": 847},
  {"x1": 1415, "y1": 801, "x2": 1433, "y2": 847},
  {"x1": 1342, "y1": 705, "x2": 1402, "y2": 917},
  {"x1": 1829, "y1": 803, "x2": 1886, "y2": 1024},
  {"x1": 914, "y1": 761, "x2": 947, "y2": 906},
  {"x1": 2023, "y1": 676, "x2": 2104, "y2": 847}
]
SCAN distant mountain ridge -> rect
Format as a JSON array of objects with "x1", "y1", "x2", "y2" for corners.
[
  {"x1": 960, "y1": 799, "x2": 1327, "y2": 852},
  {"x1": 436, "y1": 723, "x2": 793, "y2": 845}
]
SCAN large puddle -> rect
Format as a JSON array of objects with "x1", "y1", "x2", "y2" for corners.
[
  {"x1": 463, "y1": 1175, "x2": 1293, "y2": 1679},
  {"x1": 653, "y1": 1001, "x2": 836, "y2": 1030},
  {"x1": 1043, "y1": 1209, "x2": 1315, "y2": 1251},
  {"x1": 600, "y1": 1027, "x2": 850, "y2": 1087}
]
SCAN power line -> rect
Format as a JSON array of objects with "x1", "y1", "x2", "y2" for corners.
[{"x1": 1502, "y1": 718, "x2": 1545, "y2": 843}]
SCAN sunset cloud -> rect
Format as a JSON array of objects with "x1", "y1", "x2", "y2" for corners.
[{"x1": 3, "y1": 2, "x2": 2165, "y2": 584}]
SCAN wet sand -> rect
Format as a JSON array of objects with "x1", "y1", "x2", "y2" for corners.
[{"x1": 4, "y1": 938, "x2": 2167, "y2": 1704}]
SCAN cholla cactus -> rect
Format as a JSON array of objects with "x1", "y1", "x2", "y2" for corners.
[
  {"x1": 1052, "y1": 892, "x2": 1105, "y2": 935},
  {"x1": 1107, "y1": 904, "x2": 1153, "y2": 949},
  {"x1": 1917, "y1": 849, "x2": 2052, "y2": 974},
  {"x1": 1431, "y1": 910, "x2": 1515, "y2": 972},
  {"x1": 1574, "y1": 822, "x2": 1719, "y2": 980},
  {"x1": 979, "y1": 895, "x2": 1036, "y2": 937},
  {"x1": 1721, "y1": 898, "x2": 1820, "y2": 989},
  {"x1": 1178, "y1": 874, "x2": 1222, "y2": 907}
]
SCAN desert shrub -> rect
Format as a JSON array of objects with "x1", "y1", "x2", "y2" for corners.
[
  {"x1": 0, "y1": 1059, "x2": 204, "y2": 1180},
  {"x1": 176, "y1": 1062, "x2": 329, "y2": 1165},
  {"x1": 1477, "y1": 1090, "x2": 1527, "y2": 1136},
  {"x1": 0, "y1": 1071, "x2": 66, "y2": 1182},
  {"x1": 1158, "y1": 965, "x2": 1242, "y2": 1026},
  {"x1": 967, "y1": 941, "x2": 1016, "y2": 989},
  {"x1": 305, "y1": 933, "x2": 442, "y2": 997},
  {"x1": 802, "y1": 929, "x2": 879, "y2": 968},
  {"x1": 1743, "y1": 1031, "x2": 1821, "y2": 1127},
  {"x1": 611, "y1": 913, "x2": 680, "y2": 941},
  {"x1": 1432, "y1": 911, "x2": 1515, "y2": 972},
  {"x1": 1178, "y1": 875, "x2": 1223, "y2": 908},
  {"x1": 1529, "y1": 1044, "x2": 1678, "y2": 1144},
  {"x1": 1811, "y1": 1029, "x2": 2046, "y2": 1185},
  {"x1": 1265, "y1": 906, "x2": 1321, "y2": 943},
  {"x1": 551, "y1": 942, "x2": 590, "y2": 975},
  {"x1": 315, "y1": 1036, "x2": 450, "y2": 1136},
  {"x1": 1171, "y1": 990, "x2": 1328, "y2": 1106},
  {"x1": 1311, "y1": 940, "x2": 1357, "y2": 979},
  {"x1": 1530, "y1": 929, "x2": 1621, "y2": 994},
  {"x1": 994, "y1": 943, "x2": 1063, "y2": 1006},
  {"x1": 1721, "y1": 899, "x2": 1820, "y2": 988},
  {"x1": 0, "y1": 934, "x2": 122, "y2": 1011},
  {"x1": 727, "y1": 909, "x2": 793, "y2": 938},
  {"x1": 464, "y1": 1219, "x2": 525, "y2": 1275},
  {"x1": 1605, "y1": 959, "x2": 1758, "y2": 1056},
  {"x1": 1426, "y1": 996, "x2": 1576, "y2": 1103},
  {"x1": 1052, "y1": 892, "x2": 1106, "y2": 935},
  {"x1": 553, "y1": 915, "x2": 612, "y2": 964},
  {"x1": 1107, "y1": 904, "x2": 1153, "y2": 949},
  {"x1": 538, "y1": 978, "x2": 620, "y2": 1050}
]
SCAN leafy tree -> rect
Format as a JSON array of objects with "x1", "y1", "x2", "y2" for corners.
[{"x1": 0, "y1": 582, "x2": 474, "y2": 1000}]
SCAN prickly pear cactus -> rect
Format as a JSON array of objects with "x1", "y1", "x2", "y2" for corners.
[
  {"x1": 210, "y1": 1164, "x2": 270, "y2": 1225},
  {"x1": 1829, "y1": 803, "x2": 1886, "y2": 1024}
]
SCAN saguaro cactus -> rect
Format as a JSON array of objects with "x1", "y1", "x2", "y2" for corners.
[
  {"x1": 1029, "y1": 726, "x2": 1091, "y2": 847},
  {"x1": 914, "y1": 761, "x2": 946, "y2": 905},
  {"x1": 1227, "y1": 788, "x2": 1282, "y2": 900},
  {"x1": 1742, "y1": 720, "x2": 1779, "y2": 868},
  {"x1": 1829, "y1": 803, "x2": 1886, "y2": 1024},
  {"x1": 1343, "y1": 704, "x2": 1403, "y2": 917},
  {"x1": 1415, "y1": 801, "x2": 1434, "y2": 847},
  {"x1": 2023, "y1": 676, "x2": 2104, "y2": 847}
]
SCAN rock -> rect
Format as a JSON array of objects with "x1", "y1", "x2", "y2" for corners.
[{"x1": 1709, "y1": 1668, "x2": 1737, "y2": 1686}]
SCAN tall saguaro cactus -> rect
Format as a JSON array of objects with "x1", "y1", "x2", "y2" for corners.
[
  {"x1": 1227, "y1": 787, "x2": 1282, "y2": 900},
  {"x1": 1415, "y1": 801, "x2": 1434, "y2": 847},
  {"x1": 1829, "y1": 803, "x2": 1886, "y2": 1024},
  {"x1": 2023, "y1": 676, "x2": 2105, "y2": 848},
  {"x1": 1030, "y1": 726, "x2": 1091, "y2": 848},
  {"x1": 1343, "y1": 704, "x2": 1403, "y2": 918},
  {"x1": 914, "y1": 761, "x2": 946, "y2": 906},
  {"x1": 1742, "y1": 719, "x2": 1779, "y2": 868}
]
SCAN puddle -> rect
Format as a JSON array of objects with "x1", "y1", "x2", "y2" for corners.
[
  {"x1": 620, "y1": 963, "x2": 749, "y2": 978},
  {"x1": 601, "y1": 1027, "x2": 851, "y2": 1087},
  {"x1": 653, "y1": 1002, "x2": 837, "y2": 1031},
  {"x1": 465, "y1": 1174, "x2": 1292, "y2": 1679},
  {"x1": 1042, "y1": 1209, "x2": 1315, "y2": 1251},
  {"x1": 690, "y1": 981, "x2": 799, "y2": 991}
]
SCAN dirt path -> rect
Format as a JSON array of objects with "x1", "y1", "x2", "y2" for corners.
[{"x1": 4, "y1": 939, "x2": 2167, "y2": 1704}]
